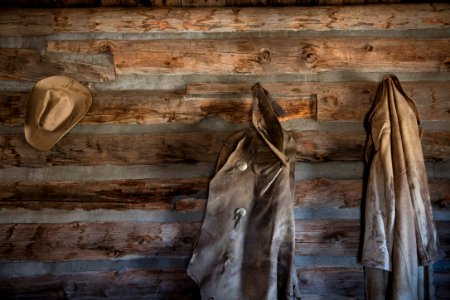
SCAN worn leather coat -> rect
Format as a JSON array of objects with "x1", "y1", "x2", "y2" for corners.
[
  {"x1": 362, "y1": 75, "x2": 443, "y2": 300},
  {"x1": 187, "y1": 83, "x2": 301, "y2": 299}
]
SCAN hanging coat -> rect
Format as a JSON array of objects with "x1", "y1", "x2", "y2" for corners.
[
  {"x1": 187, "y1": 83, "x2": 301, "y2": 300},
  {"x1": 361, "y1": 75, "x2": 443, "y2": 300}
]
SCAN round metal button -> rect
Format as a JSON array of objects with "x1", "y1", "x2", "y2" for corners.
[
  {"x1": 236, "y1": 208, "x2": 247, "y2": 218},
  {"x1": 235, "y1": 160, "x2": 248, "y2": 172}
]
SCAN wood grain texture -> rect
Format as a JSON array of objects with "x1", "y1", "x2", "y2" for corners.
[
  {"x1": 0, "y1": 0, "x2": 437, "y2": 7},
  {"x1": 2, "y1": 265, "x2": 450, "y2": 299},
  {"x1": 0, "y1": 49, "x2": 114, "y2": 82},
  {"x1": 1, "y1": 178, "x2": 448, "y2": 212},
  {"x1": 187, "y1": 81, "x2": 450, "y2": 122},
  {"x1": 0, "y1": 221, "x2": 201, "y2": 261},
  {"x1": 293, "y1": 130, "x2": 450, "y2": 162},
  {"x1": 2, "y1": 81, "x2": 449, "y2": 126},
  {"x1": 1, "y1": 220, "x2": 448, "y2": 262},
  {"x1": 47, "y1": 38, "x2": 450, "y2": 75},
  {"x1": 296, "y1": 219, "x2": 361, "y2": 256},
  {"x1": 299, "y1": 267, "x2": 364, "y2": 300},
  {"x1": 0, "y1": 178, "x2": 209, "y2": 211},
  {"x1": 2, "y1": 4, "x2": 449, "y2": 36},
  {"x1": 0, "y1": 90, "x2": 316, "y2": 126},
  {"x1": 0, "y1": 270, "x2": 199, "y2": 300},
  {"x1": 1, "y1": 130, "x2": 449, "y2": 167}
]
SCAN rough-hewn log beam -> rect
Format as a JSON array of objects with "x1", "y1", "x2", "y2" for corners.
[
  {"x1": 47, "y1": 38, "x2": 450, "y2": 75},
  {"x1": 1, "y1": 4, "x2": 448, "y2": 36},
  {"x1": 1, "y1": 130, "x2": 449, "y2": 166}
]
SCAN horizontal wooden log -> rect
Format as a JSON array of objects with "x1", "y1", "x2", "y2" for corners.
[
  {"x1": 296, "y1": 220, "x2": 361, "y2": 256},
  {"x1": 2, "y1": 81, "x2": 449, "y2": 126},
  {"x1": 0, "y1": 89, "x2": 316, "y2": 126},
  {"x1": 0, "y1": 221, "x2": 201, "y2": 261},
  {"x1": 1, "y1": 178, "x2": 448, "y2": 212},
  {"x1": 0, "y1": 178, "x2": 210, "y2": 211},
  {"x1": 1, "y1": 265, "x2": 448, "y2": 300},
  {"x1": 0, "y1": 270, "x2": 199, "y2": 300},
  {"x1": 1, "y1": 4, "x2": 448, "y2": 36},
  {"x1": 1, "y1": 220, "x2": 448, "y2": 262},
  {"x1": 0, "y1": 267, "x2": 366, "y2": 300},
  {"x1": 0, "y1": 49, "x2": 114, "y2": 82},
  {"x1": 187, "y1": 81, "x2": 450, "y2": 122},
  {"x1": 1, "y1": 130, "x2": 448, "y2": 167},
  {"x1": 0, "y1": 0, "x2": 432, "y2": 8},
  {"x1": 299, "y1": 266, "x2": 364, "y2": 299},
  {"x1": 47, "y1": 38, "x2": 450, "y2": 75},
  {"x1": 0, "y1": 132, "x2": 226, "y2": 167},
  {"x1": 292, "y1": 130, "x2": 450, "y2": 162}
]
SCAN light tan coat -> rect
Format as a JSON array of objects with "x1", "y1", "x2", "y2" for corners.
[{"x1": 362, "y1": 75, "x2": 443, "y2": 300}]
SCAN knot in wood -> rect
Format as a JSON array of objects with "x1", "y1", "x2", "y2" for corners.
[
  {"x1": 443, "y1": 58, "x2": 450, "y2": 72},
  {"x1": 302, "y1": 46, "x2": 318, "y2": 68},
  {"x1": 258, "y1": 48, "x2": 272, "y2": 64},
  {"x1": 363, "y1": 43, "x2": 374, "y2": 52},
  {"x1": 100, "y1": 43, "x2": 113, "y2": 54}
]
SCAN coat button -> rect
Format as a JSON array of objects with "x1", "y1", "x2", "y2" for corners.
[
  {"x1": 235, "y1": 208, "x2": 247, "y2": 218},
  {"x1": 235, "y1": 160, "x2": 247, "y2": 172}
]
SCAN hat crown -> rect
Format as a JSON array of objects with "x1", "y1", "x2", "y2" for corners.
[{"x1": 38, "y1": 89, "x2": 74, "y2": 132}]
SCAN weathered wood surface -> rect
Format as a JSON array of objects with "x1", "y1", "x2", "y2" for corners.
[
  {"x1": 0, "y1": 49, "x2": 114, "y2": 82},
  {"x1": 1, "y1": 130, "x2": 449, "y2": 167},
  {"x1": 435, "y1": 273, "x2": 450, "y2": 300},
  {"x1": 0, "y1": 221, "x2": 201, "y2": 261},
  {"x1": 1, "y1": 265, "x2": 449, "y2": 299},
  {"x1": 0, "y1": 270, "x2": 200, "y2": 300},
  {"x1": 47, "y1": 38, "x2": 450, "y2": 75},
  {"x1": 1, "y1": 220, "x2": 448, "y2": 261},
  {"x1": 1, "y1": 4, "x2": 448, "y2": 36},
  {"x1": 0, "y1": 178, "x2": 210, "y2": 211},
  {"x1": 0, "y1": 0, "x2": 436, "y2": 8},
  {"x1": 187, "y1": 81, "x2": 450, "y2": 122},
  {"x1": 0, "y1": 90, "x2": 316, "y2": 126},
  {"x1": 0, "y1": 267, "x2": 366, "y2": 300},
  {"x1": 1, "y1": 178, "x2": 448, "y2": 212},
  {"x1": 299, "y1": 267, "x2": 364, "y2": 300},
  {"x1": 292, "y1": 130, "x2": 450, "y2": 162},
  {"x1": 2, "y1": 81, "x2": 449, "y2": 126}
]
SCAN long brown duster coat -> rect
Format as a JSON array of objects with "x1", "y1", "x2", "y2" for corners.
[
  {"x1": 362, "y1": 75, "x2": 443, "y2": 300},
  {"x1": 187, "y1": 83, "x2": 301, "y2": 299}
]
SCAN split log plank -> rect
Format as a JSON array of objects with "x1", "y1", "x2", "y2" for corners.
[
  {"x1": 0, "y1": 90, "x2": 316, "y2": 126},
  {"x1": 187, "y1": 81, "x2": 450, "y2": 122},
  {"x1": 47, "y1": 38, "x2": 450, "y2": 75},
  {"x1": 2, "y1": 80, "x2": 449, "y2": 126},
  {"x1": 0, "y1": 221, "x2": 201, "y2": 261},
  {"x1": 1, "y1": 179, "x2": 448, "y2": 212},
  {"x1": 0, "y1": 267, "x2": 366, "y2": 300},
  {"x1": 292, "y1": 130, "x2": 450, "y2": 162},
  {"x1": 1, "y1": 220, "x2": 448, "y2": 262},
  {"x1": 0, "y1": 178, "x2": 210, "y2": 211},
  {"x1": 0, "y1": 267, "x2": 450, "y2": 300},
  {"x1": 2, "y1": 4, "x2": 449, "y2": 36},
  {"x1": 2, "y1": 266, "x2": 450, "y2": 299},
  {"x1": 0, "y1": 270, "x2": 199, "y2": 300},
  {"x1": 299, "y1": 267, "x2": 364, "y2": 300},
  {"x1": 0, "y1": 49, "x2": 114, "y2": 82},
  {"x1": 0, "y1": 0, "x2": 435, "y2": 8},
  {"x1": 1, "y1": 130, "x2": 449, "y2": 167}
]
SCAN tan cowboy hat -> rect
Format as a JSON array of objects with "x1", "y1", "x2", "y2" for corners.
[{"x1": 24, "y1": 75, "x2": 92, "y2": 151}]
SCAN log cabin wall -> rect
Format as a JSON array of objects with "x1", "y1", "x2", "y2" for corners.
[{"x1": 0, "y1": 2, "x2": 449, "y2": 299}]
